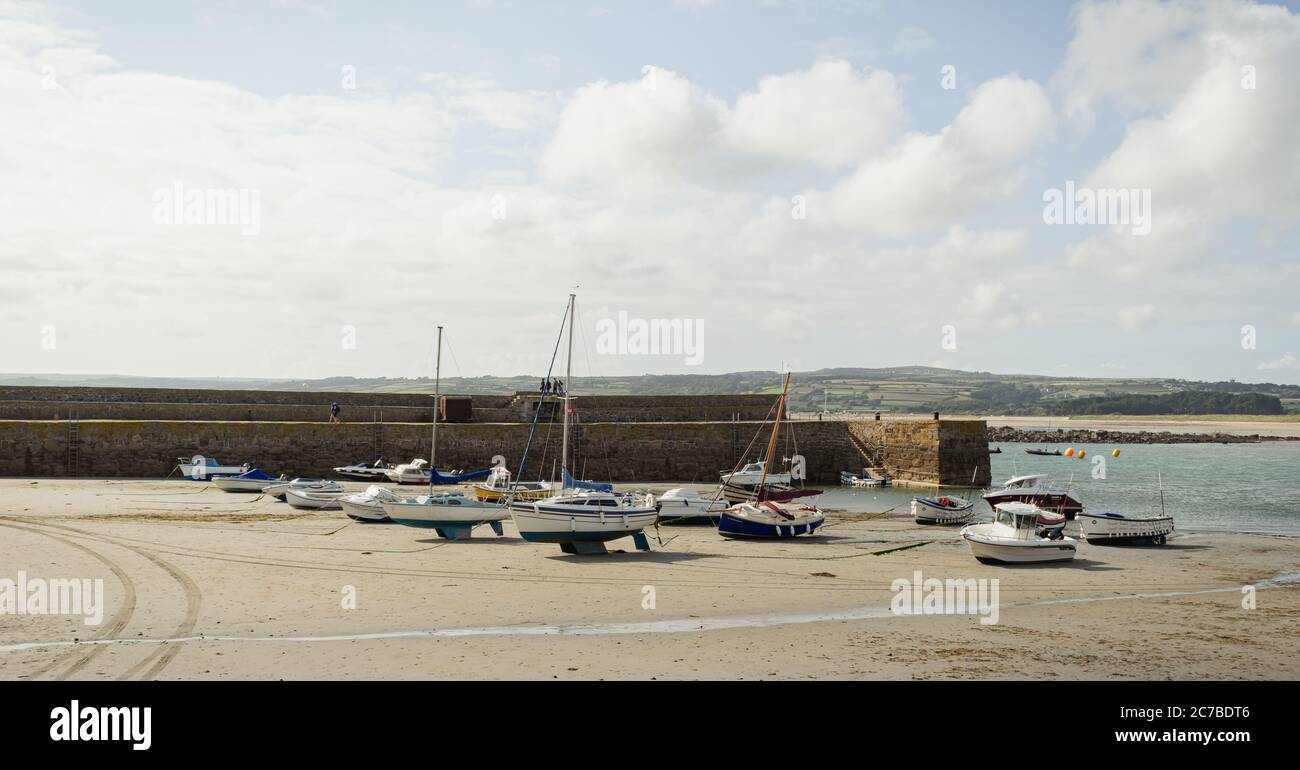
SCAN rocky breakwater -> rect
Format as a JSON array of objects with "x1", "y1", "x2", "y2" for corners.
[{"x1": 988, "y1": 426, "x2": 1293, "y2": 444}]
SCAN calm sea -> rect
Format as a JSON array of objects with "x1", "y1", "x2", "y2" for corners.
[{"x1": 815, "y1": 441, "x2": 1300, "y2": 536}]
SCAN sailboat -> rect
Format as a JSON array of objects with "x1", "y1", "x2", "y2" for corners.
[
  {"x1": 381, "y1": 326, "x2": 509, "y2": 540},
  {"x1": 717, "y1": 373, "x2": 826, "y2": 539},
  {"x1": 508, "y1": 293, "x2": 658, "y2": 554}
]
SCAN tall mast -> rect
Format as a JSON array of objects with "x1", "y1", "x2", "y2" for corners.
[
  {"x1": 430, "y1": 325, "x2": 442, "y2": 492},
  {"x1": 560, "y1": 293, "x2": 575, "y2": 483},
  {"x1": 757, "y1": 371, "x2": 791, "y2": 493}
]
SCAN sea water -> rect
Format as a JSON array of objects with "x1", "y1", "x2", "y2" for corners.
[{"x1": 813, "y1": 442, "x2": 1300, "y2": 536}]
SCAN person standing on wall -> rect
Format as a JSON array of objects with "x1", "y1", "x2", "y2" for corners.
[{"x1": 330, "y1": 401, "x2": 341, "y2": 424}]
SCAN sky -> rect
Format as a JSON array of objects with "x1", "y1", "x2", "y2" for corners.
[{"x1": 1, "y1": 0, "x2": 1298, "y2": 384}]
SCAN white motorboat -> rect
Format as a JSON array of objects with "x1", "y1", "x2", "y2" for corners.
[
  {"x1": 176, "y1": 454, "x2": 249, "y2": 481},
  {"x1": 385, "y1": 458, "x2": 431, "y2": 485},
  {"x1": 470, "y1": 467, "x2": 554, "y2": 503},
  {"x1": 212, "y1": 468, "x2": 282, "y2": 493},
  {"x1": 911, "y1": 495, "x2": 975, "y2": 525},
  {"x1": 640, "y1": 487, "x2": 728, "y2": 524},
  {"x1": 1077, "y1": 511, "x2": 1174, "y2": 545},
  {"x1": 982, "y1": 474, "x2": 1084, "y2": 516},
  {"x1": 961, "y1": 502, "x2": 1078, "y2": 564},
  {"x1": 721, "y1": 461, "x2": 792, "y2": 487},
  {"x1": 333, "y1": 459, "x2": 394, "y2": 481},
  {"x1": 339, "y1": 485, "x2": 403, "y2": 522},
  {"x1": 285, "y1": 487, "x2": 348, "y2": 510},
  {"x1": 383, "y1": 491, "x2": 510, "y2": 539},
  {"x1": 262, "y1": 478, "x2": 342, "y2": 500}
]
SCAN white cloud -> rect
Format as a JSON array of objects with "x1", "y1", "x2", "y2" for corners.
[
  {"x1": 1258, "y1": 353, "x2": 1297, "y2": 371},
  {"x1": 1118, "y1": 303, "x2": 1157, "y2": 332}
]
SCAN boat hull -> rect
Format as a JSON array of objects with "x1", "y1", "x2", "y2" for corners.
[
  {"x1": 961, "y1": 529, "x2": 1078, "y2": 564},
  {"x1": 509, "y1": 503, "x2": 657, "y2": 544},
  {"x1": 1078, "y1": 513, "x2": 1174, "y2": 545},
  {"x1": 284, "y1": 489, "x2": 345, "y2": 510},
  {"x1": 213, "y1": 477, "x2": 277, "y2": 493},
  {"x1": 983, "y1": 490, "x2": 1083, "y2": 517},
  {"x1": 340, "y1": 498, "x2": 390, "y2": 522},
  {"x1": 473, "y1": 485, "x2": 553, "y2": 503},
  {"x1": 717, "y1": 505, "x2": 825, "y2": 539}
]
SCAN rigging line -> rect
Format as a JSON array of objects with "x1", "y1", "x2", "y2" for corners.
[
  {"x1": 442, "y1": 329, "x2": 464, "y2": 380},
  {"x1": 513, "y1": 297, "x2": 571, "y2": 485}
]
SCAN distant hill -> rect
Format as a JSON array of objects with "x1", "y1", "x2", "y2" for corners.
[{"x1": 4, "y1": 368, "x2": 1298, "y2": 416}]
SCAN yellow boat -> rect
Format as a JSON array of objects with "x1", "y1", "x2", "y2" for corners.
[{"x1": 471, "y1": 467, "x2": 554, "y2": 503}]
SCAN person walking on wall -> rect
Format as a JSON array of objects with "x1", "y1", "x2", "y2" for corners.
[{"x1": 329, "y1": 401, "x2": 341, "y2": 424}]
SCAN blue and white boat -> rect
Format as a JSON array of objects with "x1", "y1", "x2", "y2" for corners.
[
  {"x1": 383, "y1": 492, "x2": 508, "y2": 539},
  {"x1": 911, "y1": 494, "x2": 975, "y2": 525},
  {"x1": 717, "y1": 373, "x2": 825, "y2": 539},
  {"x1": 213, "y1": 468, "x2": 281, "y2": 493},
  {"x1": 176, "y1": 454, "x2": 249, "y2": 481},
  {"x1": 507, "y1": 293, "x2": 657, "y2": 554}
]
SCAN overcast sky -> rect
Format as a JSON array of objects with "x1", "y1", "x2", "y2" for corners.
[{"x1": 2, "y1": 0, "x2": 1298, "y2": 383}]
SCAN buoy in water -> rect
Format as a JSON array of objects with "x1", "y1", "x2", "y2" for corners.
[
  {"x1": 1112, "y1": 448, "x2": 1121, "y2": 458},
  {"x1": 1064, "y1": 447, "x2": 1075, "y2": 457},
  {"x1": 1077, "y1": 449, "x2": 1086, "y2": 459}
]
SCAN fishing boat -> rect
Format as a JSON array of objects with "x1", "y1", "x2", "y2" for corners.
[
  {"x1": 383, "y1": 491, "x2": 508, "y2": 539},
  {"x1": 508, "y1": 293, "x2": 657, "y2": 554},
  {"x1": 339, "y1": 485, "x2": 403, "y2": 522},
  {"x1": 640, "y1": 488, "x2": 728, "y2": 524},
  {"x1": 471, "y1": 466, "x2": 553, "y2": 503},
  {"x1": 1077, "y1": 512, "x2": 1174, "y2": 545},
  {"x1": 982, "y1": 474, "x2": 1083, "y2": 516},
  {"x1": 961, "y1": 502, "x2": 1078, "y2": 564},
  {"x1": 263, "y1": 478, "x2": 342, "y2": 500},
  {"x1": 1025, "y1": 448, "x2": 1062, "y2": 456},
  {"x1": 718, "y1": 373, "x2": 825, "y2": 539},
  {"x1": 989, "y1": 446, "x2": 1003, "y2": 454},
  {"x1": 212, "y1": 468, "x2": 281, "y2": 493},
  {"x1": 911, "y1": 494, "x2": 975, "y2": 525},
  {"x1": 332, "y1": 459, "x2": 394, "y2": 481},
  {"x1": 284, "y1": 487, "x2": 347, "y2": 510},
  {"x1": 176, "y1": 454, "x2": 249, "y2": 481}
]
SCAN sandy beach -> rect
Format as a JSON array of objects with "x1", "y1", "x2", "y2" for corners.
[{"x1": 1, "y1": 478, "x2": 1297, "y2": 681}]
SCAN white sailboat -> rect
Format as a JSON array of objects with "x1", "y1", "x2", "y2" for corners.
[
  {"x1": 508, "y1": 293, "x2": 657, "y2": 554},
  {"x1": 384, "y1": 326, "x2": 509, "y2": 540}
]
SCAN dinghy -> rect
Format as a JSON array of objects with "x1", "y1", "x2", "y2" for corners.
[
  {"x1": 176, "y1": 455, "x2": 249, "y2": 481},
  {"x1": 961, "y1": 502, "x2": 1078, "y2": 564},
  {"x1": 840, "y1": 470, "x2": 889, "y2": 487},
  {"x1": 339, "y1": 485, "x2": 402, "y2": 522},
  {"x1": 264, "y1": 479, "x2": 342, "y2": 501},
  {"x1": 717, "y1": 373, "x2": 825, "y2": 539},
  {"x1": 213, "y1": 468, "x2": 281, "y2": 493},
  {"x1": 284, "y1": 487, "x2": 347, "y2": 510},
  {"x1": 385, "y1": 492, "x2": 509, "y2": 539},
  {"x1": 911, "y1": 494, "x2": 975, "y2": 525}
]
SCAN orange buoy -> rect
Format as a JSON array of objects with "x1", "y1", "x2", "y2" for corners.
[{"x1": 1064, "y1": 447, "x2": 1075, "y2": 457}]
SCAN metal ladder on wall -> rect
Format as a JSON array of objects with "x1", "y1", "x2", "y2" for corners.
[
  {"x1": 66, "y1": 410, "x2": 80, "y2": 477},
  {"x1": 372, "y1": 410, "x2": 383, "y2": 460}
]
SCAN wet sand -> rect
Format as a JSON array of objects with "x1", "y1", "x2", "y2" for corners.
[{"x1": 1, "y1": 478, "x2": 1297, "y2": 680}]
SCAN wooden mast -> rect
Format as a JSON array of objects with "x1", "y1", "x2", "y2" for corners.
[{"x1": 756, "y1": 371, "x2": 791, "y2": 497}]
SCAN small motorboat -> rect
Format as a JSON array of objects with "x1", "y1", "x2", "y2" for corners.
[
  {"x1": 840, "y1": 470, "x2": 889, "y2": 487},
  {"x1": 911, "y1": 495, "x2": 975, "y2": 525},
  {"x1": 983, "y1": 474, "x2": 1083, "y2": 516},
  {"x1": 718, "y1": 500, "x2": 825, "y2": 539},
  {"x1": 640, "y1": 488, "x2": 728, "y2": 524},
  {"x1": 510, "y1": 489, "x2": 659, "y2": 553},
  {"x1": 212, "y1": 468, "x2": 281, "y2": 493},
  {"x1": 339, "y1": 485, "x2": 403, "y2": 522},
  {"x1": 176, "y1": 455, "x2": 249, "y2": 481},
  {"x1": 1024, "y1": 448, "x2": 1062, "y2": 456},
  {"x1": 263, "y1": 479, "x2": 343, "y2": 501},
  {"x1": 471, "y1": 467, "x2": 553, "y2": 503},
  {"x1": 385, "y1": 458, "x2": 431, "y2": 485},
  {"x1": 721, "y1": 461, "x2": 792, "y2": 487},
  {"x1": 384, "y1": 492, "x2": 509, "y2": 539},
  {"x1": 1077, "y1": 511, "x2": 1173, "y2": 545},
  {"x1": 961, "y1": 502, "x2": 1078, "y2": 564},
  {"x1": 989, "y1": 447, "x2": 1002, "y2": 454},
  {"x1": 285, "y1": 487, "x2": 348, "y2": 510},
  {"x1": 333, "y1": 459, "x2": 394, "y2": 481}
]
